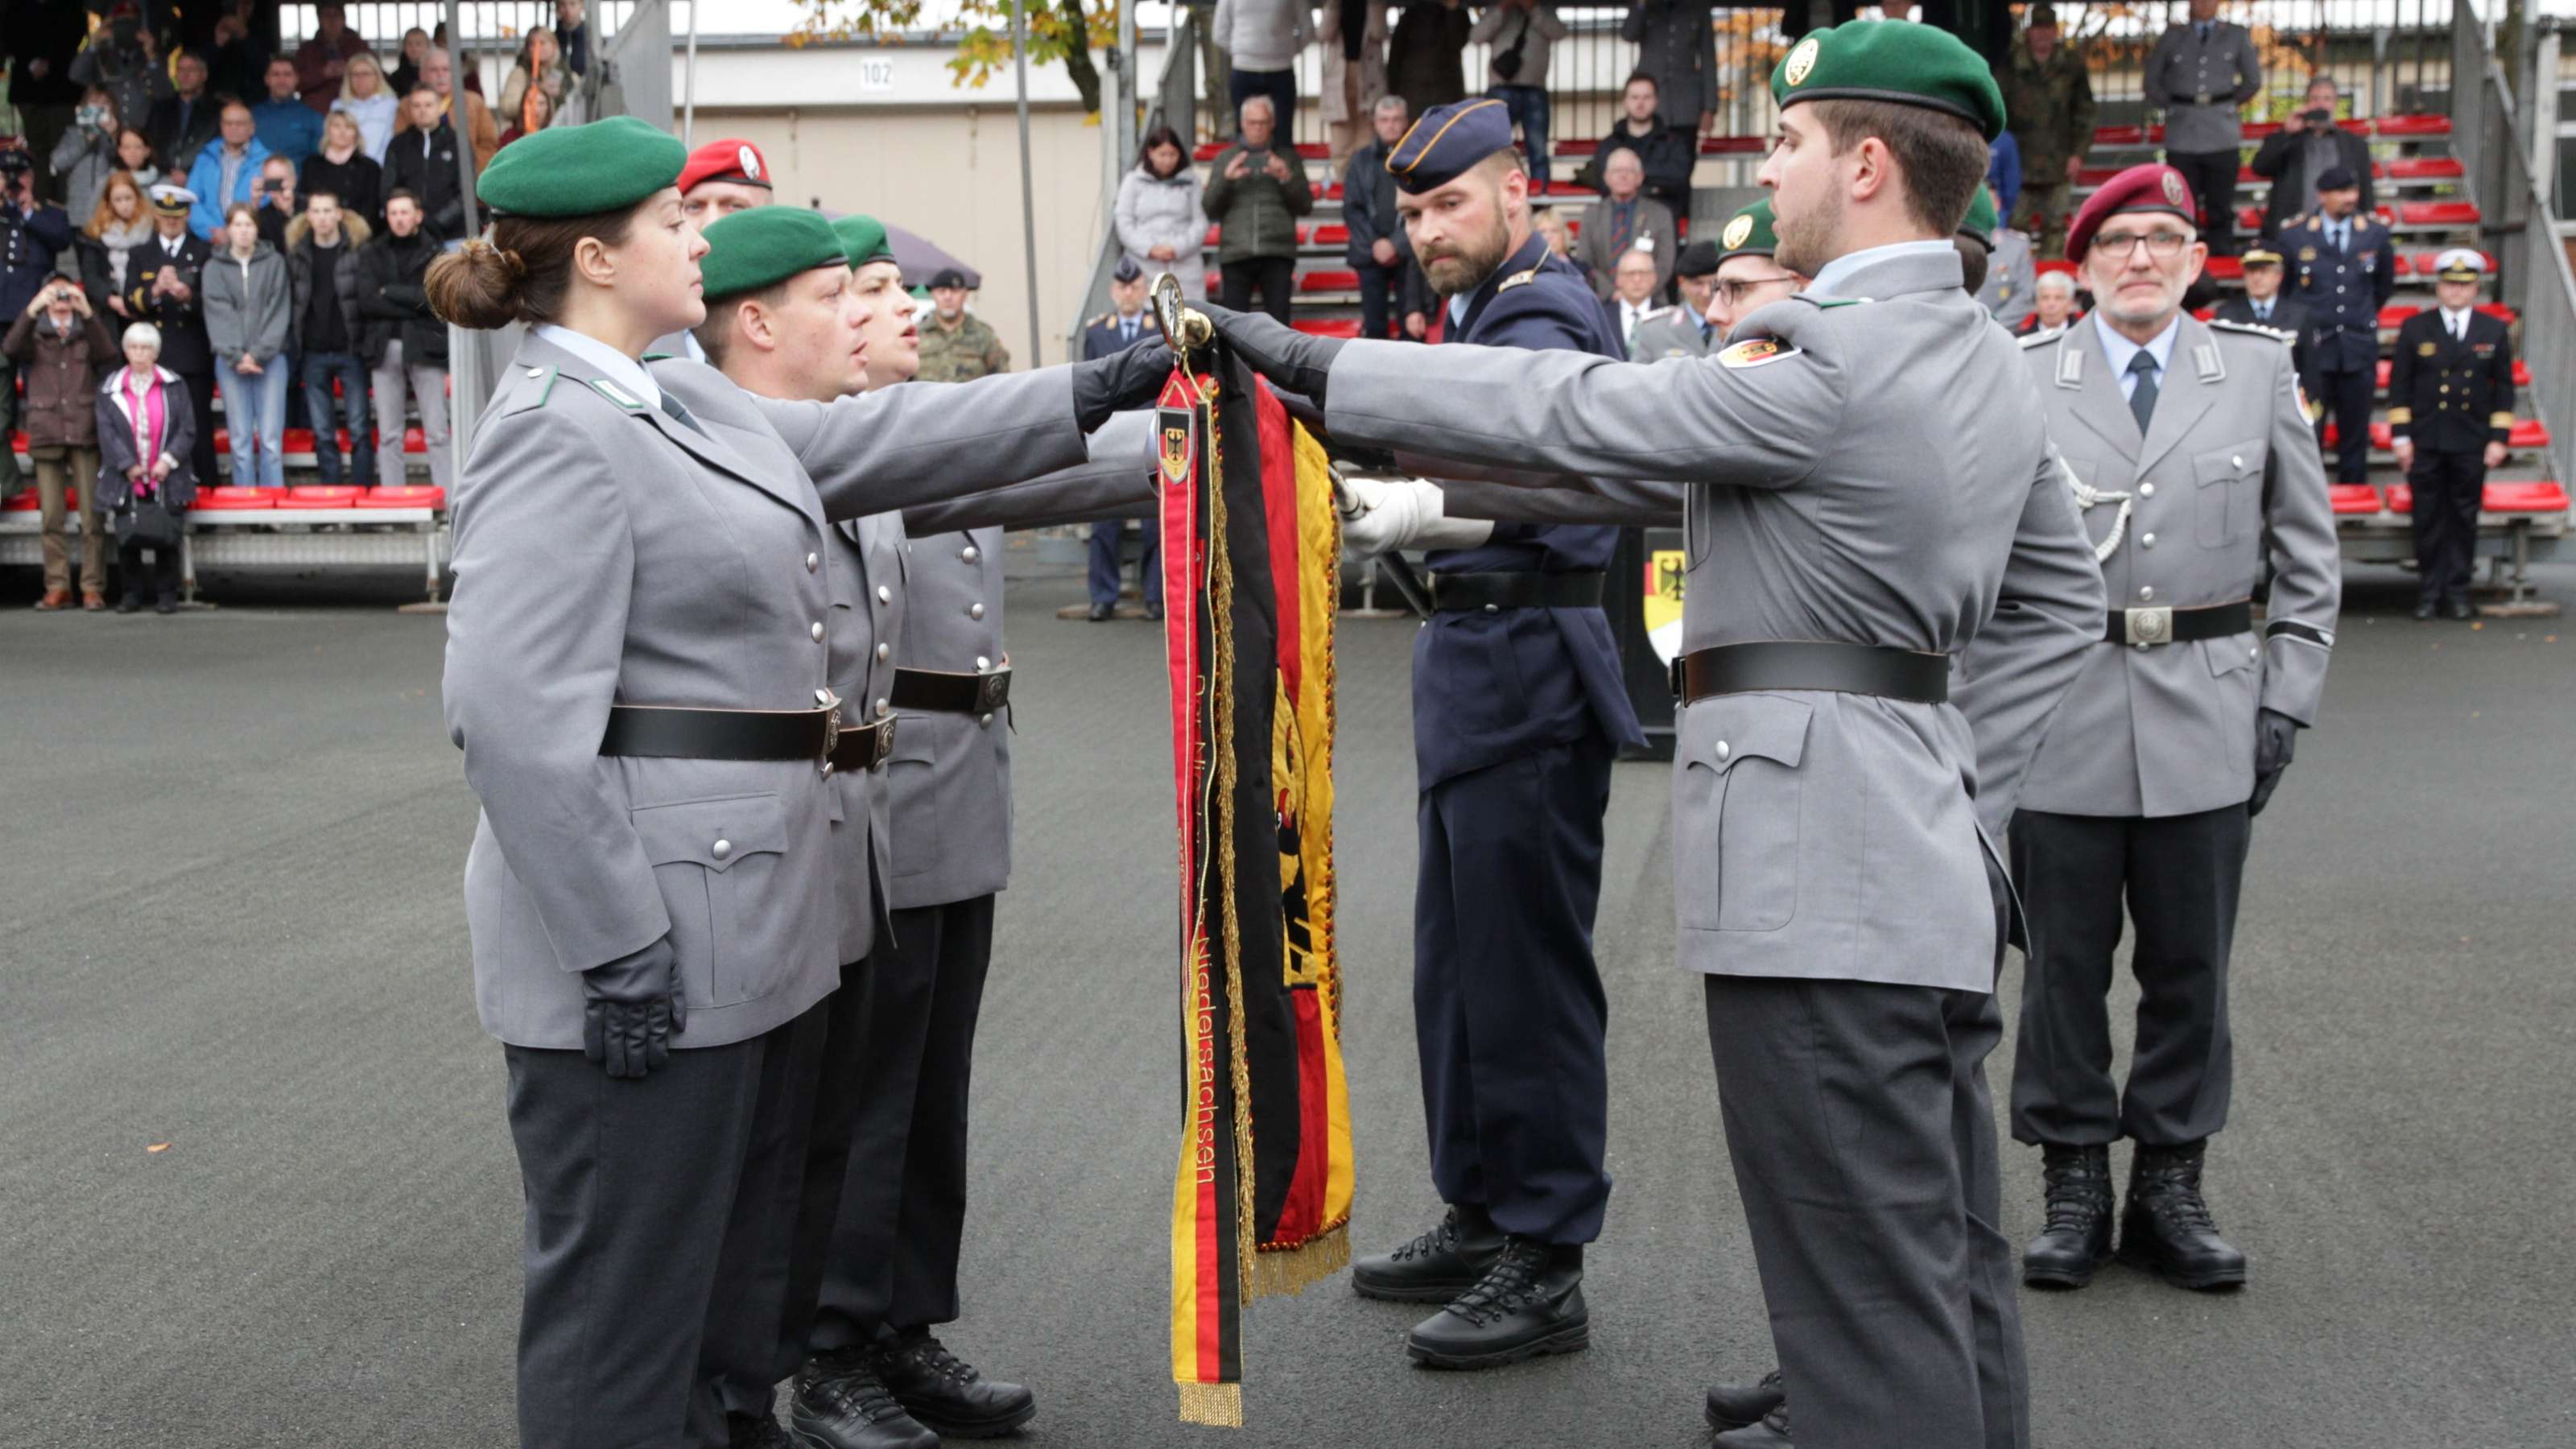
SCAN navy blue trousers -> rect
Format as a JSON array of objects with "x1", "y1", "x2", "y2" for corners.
[
  {"x1": 1414, "y1": 733, "x2": 1616, "y2": 1245},
  {"x1": 1085, "y1": 518, "x2": 1162, "y2": 609}
]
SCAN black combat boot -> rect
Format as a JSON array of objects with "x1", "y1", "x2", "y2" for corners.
[
  {"x1": 728, "y1": 1413, "x2": 795, "y2": 1449},
  {"x1": 2022, "y1": 1143, "x2": 2116, "y2": 1289},
  {"x1": 873, "y1": 1328, "x2": 1037, "y2": 1439},
  {"x1": 1705, "y1": 1368, "x2": 1787, "y2": 1431},
  {"x1": 1403, "y1": 1237, "x2": 1588, "y2": 1368},
  {"x1": 1351, "y1": 1203, "x2": 1507, "y2": 1302},
  {"x1": 2117, "y1": 1140, "x2": 2248, "y2": 1290},
  {"x1": 790, "y1": 1348, "x2": 941, "y2": 1449},
  {"x1": 1713, "y1": 1399, "x2": 1793, "y2": 1447}
]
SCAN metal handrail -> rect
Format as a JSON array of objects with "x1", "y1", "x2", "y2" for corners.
[{"x1": 2452, "y1": 1, "x2": 2576, "y2": 491}]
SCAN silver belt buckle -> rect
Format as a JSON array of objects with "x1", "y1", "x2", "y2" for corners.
[
  {"x1": 819, "y1": 689, "x2": 842, "y2": 774},
  {"x1": 878, "y1": 714, "x2": 897, "y2": 763},
  {"x1": 2125, "y1": 606, "x2": 2174, "y2": 646}
]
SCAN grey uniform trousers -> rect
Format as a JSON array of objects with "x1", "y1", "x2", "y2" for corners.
[
  {"x1": 2009, "y1": 804, "x2": 2250, "y2": 1148},
  {"x1": 1702, "y1": 878, "x2": 2028, "y2": 1449},
  {"x1": 505, "y1": 1020, "x2": 811, "y2": 1449}
]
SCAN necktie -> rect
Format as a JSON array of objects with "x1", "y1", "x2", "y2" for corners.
[
  {"x1": 2450, "y1": 313, "x2": 2464, "y2": 341},
  {"x1": 658, "y1": 391, "x2": 705, "y2": 436},
  {"x1": 2254, "y1": 302, "x2": 2271, "y2": 322},
  {"x1": 2127, "y1": 350, "x2": 2160, "y2": 436},
  {"x1": 1123, "y1": 317, "x2": 1137, "y2": 345},
  {"x1": 2197, "y1": 22, "x2": 2211, "y2": 43}
]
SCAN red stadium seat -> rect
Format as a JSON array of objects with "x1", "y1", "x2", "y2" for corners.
[
  {"x1": 2514, "y1": 360, "x2": 2531, "y2": 386},
  {"x1": 2401, "y1": 201, "x2": 2481, "y2": 226},
  {"x1": 2376, "y1": 360, "x2": 2392, "y2": 389},
  {"x1": 2093, "y1": 124, "x2": 2145, "y2": 146},
  {"x1": 2509, "y1": 419, "x2": 2550, "y2": 448},
  {"x1": 1193, "y1": 141, "x2": 1224, "y2": 162},
  {"x1": 2369, "y1": 422, "x2": 2395, "y2": 451},
  {"x1": 1298, "y1": 269, "x2": 1359, "y2": 292},
  {"x1": 1294, "y1": 142, "x2": 1327, "y2": 160},
  {"x1": 1, "y1": 489, "x2": 39, "y2": 511},
  {"x1": 2374, "y1": 206, "x2": 2399, "y2": 227},
  {"x1": 1292, "y1": 317, "x2": 1362, "y2": 339},
  {"x1": 2035, "y1": 258, "x2": 2076, "y2": 277},
  {"x1": 403, "y1": 427, "x2": 427, "y2": 453},
  {"x1": 2478, "y1": 303, "x2": 2518, "y2": 324},
  {"x1": 1699, "y1": 135, "x2": 1765, "y2": 155},
  {"x1": 1315, "y1": 182, "x2": 1343, "y2": 202},
  {"x1": 2385, "y1": 483, "x2": 2413, "y2": 513},
  {"x1": 2382, "y1": 156, "x2": 2464, "y2": 180},
  {"x1": 2237, "y1": 165, "x2": 2260, "y2": 184},
  {"x1": 2076, "y1": 166, "x2": 2119, "y2": 186},
  {"x1": 1554, "y1": 138, "x2": 1597, "y2": 156},
  {"x1": 1203, "y1": 225, "x2": 1220, "y2": 247},
  {"x1": 282, "y1": 427, "x2": 316, "y2": 453},
  {"x1": 2483, "y1": 481, "x2": 2570, "y2": 513},
  {"x1": 276, "y1": 485, "x2": 361, "y2": 510},
  {"x1": 1312, "y1": 223, "x2": 1348, "y2": 246},
  {"x1": 10, "y1": 430, "x2": 27, "y2": 454},
  {"x1": 2236, "y1": 206, "x2": 2265, "y2": 233},
  {"x1": 2205, "y1": 256, "x2": 2243, "y2": 280},
  {"x1": 2376, "y1": 114, "x2": 2452, "y2": 138},
  {"x1": 2392, "y1": 253, "x2": 2413, "y2": 276},
  {"x1": 194, "y1": 486, "x2": 276, "y2": 510},
  {"x1": 2243, "y1": 121, "x2": 2281, "y2": 140},
  {"x1": 213, "y1": 427, "x2": 229, "y2": 454},
  {"x1": 2380, "y1": 304, "x2": 2419, "y2": 328},
  {"x1": 357, "y1": 485, "x2": 445, "y2": 509},
  {"x1": 2190, "y1": 307, "x2": 2214, "y2": 321},
  {"x1": 2329, "y1": 484, "x2": 2384, "y2": 515}
]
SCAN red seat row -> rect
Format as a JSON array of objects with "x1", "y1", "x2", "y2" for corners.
[
  {"x1": 210, "y1": 426, "x2": 430, "y2": 455},
  {"x1": 2092, "y1": 114, "x2": 2448, "y2": 147},
  {"x1": 2322, "y1": 420, "x2": 2552, "y2": 452},
  {"x1": 1191, "y1": 140, "x2": 1332, "y2": 163},
  {"x1": 192, "y1": 484, "x2": 445, "y2": 510},
  {"x1": 2380, "y1": 480, "x2": 2570, "y2": 514},
  {"x1": 2079, "y1": 157, "x2": 2464, "y2": 188}
]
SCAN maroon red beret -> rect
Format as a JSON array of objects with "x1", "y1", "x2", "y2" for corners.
[
  {"x1": 2065, "y1": 163, "x2": 2202, "y2": 265},
  {"x1": 676, "y1": 138, "x2": 773, "y2": 196}
]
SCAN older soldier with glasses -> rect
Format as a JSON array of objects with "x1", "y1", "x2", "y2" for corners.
[
  {"x1": 1203, "y1": 23, "x2": 2105, "y2": 1445},
  {"x1": 2008, "y1": 164, "x2": 2339, "y2": 1299}
]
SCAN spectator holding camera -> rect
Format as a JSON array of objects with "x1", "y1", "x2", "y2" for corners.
[
  {"x1": 1203, "y1": 95, "x2": 1312, "y2": 324},
  {"x1": 96, "y1": 320, "x2": 198, "y2": 614},
  {"x1": 3, "y1": 145, "x2": 78, "y2": 503},
  {"x1": 2250, "y1": 73, "x2": 2372, "y2": 246},
  {"x1": 5, "y1": 268, "x2": 117, "y2": 608},
  {"x1": 51, "y1": 87, "x2": 131, "y2": 225},
  {"x1": 68, "y1": 6, "x2": 170, "y2": 143},
  {"x1": 203, "y1": 200, "x2": 291, "y2": 490}
]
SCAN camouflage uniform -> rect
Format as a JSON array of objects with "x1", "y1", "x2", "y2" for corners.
[
  {"x1": 916, "y1": 312, "x2": 1012, "y2": 382},
  {"x1": 1994, "y1": 38, "x2": 2098, "y2": 258}
]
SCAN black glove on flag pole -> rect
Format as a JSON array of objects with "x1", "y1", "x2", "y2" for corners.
[{"x1": 1152, "y1": 276, "x2": 1356, "y2": 1426}]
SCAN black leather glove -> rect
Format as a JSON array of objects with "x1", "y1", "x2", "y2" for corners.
[
  {"x1": 2247, "y1": 708, "x2": 2298, "y2": 819},
  {"x1": 1071, "y1": 340, "x2": 1177, "y2": 432},
  {"x1": 1198, "y1": 301, "x2": 1344, "y2": 404},
  {"x1": 582, "y1": 935, "x2": 684, "y2": 1080}
]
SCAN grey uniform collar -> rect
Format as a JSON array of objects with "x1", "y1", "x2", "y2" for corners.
[{"x1": 1806, "y1": 239, "x2": 1960, "y2": 300}]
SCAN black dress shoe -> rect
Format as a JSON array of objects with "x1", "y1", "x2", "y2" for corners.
[
  {"x1": 1086, "y1": 601, "x2": 1113, "y2": 621},
  {"x1": 729, "y1": 1414, "x2": 795, "y2": 1449},
  {"x1": 873, "y1": 1329, "x2": 1037, "y2": 1439},
  {"x1": 2023, "y1": 1143, "x2": 2115, "y2": 1289},
  {"x1": 1404, "y1": 1237, "x2": 1588, "y2": 1368},
  {"x1": 2117, "y1": 1140, "x2": 2248, "y2": 1290},
  {"x1": 1705, "y1": 1369, "x2": 1786, "y2": 1430},
  {"x1": 1352, "y1": 1203, "x2": 1506, "y2": 1302},
  {"x1": 791, "y1": 1349, "x2": 940, "y2": 1449},
  {"x1": 2447, "y1": 598, "x2": 2477, "y2": 621},
  {"x1": 1143, "y1": 601, "x2": 1163, "y2": 621},
  {"x1": 114, "y1": 596, "x2": 141, "y2": 614},
  {"x1": 155, "y1": 598, "x2": 178, "y2": 614},
  {"x1": 1713, "y1": 1402, "x2": 1793, "y2": 1447},
  {"x1": 2413, "y1": 600, "x2": 2437, "y2": 621}
]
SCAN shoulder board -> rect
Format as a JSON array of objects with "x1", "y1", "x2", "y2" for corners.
[
  {"x1": 1795, "y1": 295, "x2": 1869, "y2": 309},
  {"x1": 640, "y1": 352, "x2": 675, "y2": 363},
  {"x1": 1084, "y1": 313, "x2": 1110, "y2": 330},
  {"x1": 1639, "y1": 305, "x2": 1678, "y2": 323},
  {"x1": 1716, "y1": 336, "x2": 1800, "y2": 369},
  {"x1": 499, "y1": 364, "x2": 559, "y2": 416},
  {"x1": 2207, "y1": 318, "x2": 2295, "y2": 345},
  {"x1": 1495, "y1": 266, "x2": 1542, "y2": 293},
  {"x1": 2018, "y1": 328, "x2": 2065, "y2": 349}
]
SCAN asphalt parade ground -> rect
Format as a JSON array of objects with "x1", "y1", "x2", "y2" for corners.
[{"x1": 4, "y1": 551, "x2": 2571, "y2": 1449}]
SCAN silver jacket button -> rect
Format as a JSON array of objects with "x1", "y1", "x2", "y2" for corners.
[
  {"x1": 877, "y1": 584, "x2": 891, "y2": 604},
  {"x1": 1715, "y1": 740, "x2": 1731, "y2": 760},
  {"x1": 810, "y1": 621, "x2": 825, "y2": 641},
  {"x1": 876, "y1": 642, "x2": 890, "y2": 662},
  {"x1": 2140, "y1": 586, "x2": 2154, "y2": 601},
  {"x1": 711, "y1": 839, "x2": 732, "y2": 861},
  {"x1": 2140, "y1": 532, "x2": 2157, "y2": 547},
  {"x1": 806, "y1": 552, "x2": 819, "y2": 572},
  {"x1": 2138, "y1": 481, "x2": 2155, "y2": 497},
  {"x1": 978, "y1": 712, "x2": 993, "y2": 729},
  {"x1": 975, "y1": 655, "x2": 991, "y2": 671},
  {"x1": 2231, "y1": 455, "x2": 2244, "y2": 468},
  {"x1": 815, "y1": 687, "x2": 834, "y2": 704},
  {"x1": 968, "y1": 602, "x2": 985, "y2": 620},
  {"x1": 874, "y1": 698, "x2": 890, "y2": 717},
  {"x1": 962, "y1": 545, "x2": 980, "y2": 563}
]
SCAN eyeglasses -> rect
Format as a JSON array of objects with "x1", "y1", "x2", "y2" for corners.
[
  {"x1": 1715, "y1": 275, "x2": 1800, "y2": 306},
  {"x1": 2090, "y1": 230, "x2": 2194, "y2": 260}
]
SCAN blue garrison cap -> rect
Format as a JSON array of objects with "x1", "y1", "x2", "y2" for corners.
[{"x1": 1386, "y1": 97, "x2": 1517, "y2": 194}]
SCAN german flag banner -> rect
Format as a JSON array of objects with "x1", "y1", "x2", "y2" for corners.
[{"x1": 1158, "y1": 345, "x2": 1353, "y2": 1428}]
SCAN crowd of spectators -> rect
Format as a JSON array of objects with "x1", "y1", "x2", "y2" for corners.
[{"x1": 2, "y1": 0, "x2": 587, "y2": 611}]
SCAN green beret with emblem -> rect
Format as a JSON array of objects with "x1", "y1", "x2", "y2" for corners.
[
  {"x1": 1959, "y1": 186, "x2": 1997, "y2": 248},
  {"x1": 832, "y1": 214, "x2": 898, "y2": 270},
  {"x1": 700, "y1": 206, "x2": 850, "y2": 301},
  {"x1": 1771, "y1": 21, "x2": 2008, "y2": 142},
  {"x1": 475, "y1": 115, "x2": 687, "y2": 218},
  {"x1": 1715, "y1": 199, "x2": 1779, "y2": 262}
]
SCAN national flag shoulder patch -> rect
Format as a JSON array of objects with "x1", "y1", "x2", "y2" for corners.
[{"x1": 1717, "y1": 336, "x2": 1801, "y2": 369}]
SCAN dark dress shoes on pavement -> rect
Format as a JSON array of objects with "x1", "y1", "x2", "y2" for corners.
[
  {"x1": 1403, "y1": 1237, "x2": 1588, "y2": 1368},
  {"x1": 791, "y1": 1348, "x2": 941, "y2": 1449},
  {"x1": 2413, "y1": 600, "x2": 2438, "y2": 621},
  {"x1": 729, "y1": 1414, "x2": 795, "y2": 1449},
  {"x1": 2023, "y1": 1142, "x2": 2116, "y2": 1288},
  {"x1": 2448, "y1": 598, "x2": 2477, "y2": 621},
  {"x1": 873, "y1": 1329, "x2": 1037, "y2": 1439},
  {"x1": 1087, "y1": 601, "x2": 1114, "y2": 621},
  {"x1": 1706, "y1": 1369, "x2": 1787, "y2": 1431},
  {"x1": 1713, "y1": 1401, "x2": 1794, "y2": 1447},
  {"x1": 1144, "y1": 601, "x2": 1163, "y2": 621},
  {"x1": 1352, "y1": 1203, "x2": 1507, "y2": 1302},
  {"x1": 2117, "y1": 1140, "x2": 2248, "y2": 1290},
  {"x1": 114, "y1": 595, "x2": 141, "y2": 614}
]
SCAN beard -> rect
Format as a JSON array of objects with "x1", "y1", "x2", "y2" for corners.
[
  {"x1": 1418, "y1": 214, "x2": 1514, "y2": 298},
  {"x1": 1771, "y1": 184, "x2": 1843, "y2": 279}
]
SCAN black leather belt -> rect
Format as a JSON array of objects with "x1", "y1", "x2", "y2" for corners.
[
  {"x1": 598, "y1": 697, "x2": 893, "y2": 774},
  {"x1": 2103, "y1": 598, "x2": 2252, "y2": 646},
  {"x1": 1672, "y1": 641, "x2": 1951, "y2": 706},
  {"x1": 890, "y1": 665, "x2": 1012, "y2": 715},
  {"x1": 1430, "y1": 570, "x2": 1607, "y2": 611}
]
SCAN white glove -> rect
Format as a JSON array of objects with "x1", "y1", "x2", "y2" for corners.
[{"x1": 1339, "y1": 477, "x2": 1492, "y2": 559}]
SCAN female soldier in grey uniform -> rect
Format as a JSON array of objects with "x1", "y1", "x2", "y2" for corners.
[{"x1": 431, "y1": 118, "x2": 1170, "y2": 1448}]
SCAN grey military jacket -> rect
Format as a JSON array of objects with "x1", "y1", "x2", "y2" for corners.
[
  {"x1": 2144, "y1": 20, "x2": 2261, "y2": 154},
  {"x1": 819, "y1": 509, "x2": 907, "y2": 965},
  {"x1": 1322, "y1": 246, "x2": 2105, "y2": 993},
  {"x1": 444, "y1": 336, "x2": 1084, "y2": 1051},
  {"x1": 1978, "y1": 229, "x2": 2038, "y2": 324},
  {"x1": 2016, "y1": 313, "x2": 2339, "y2": 819},
  {"x1": 1628, "y1": 304, "x2": 1716, "y2": 361}
]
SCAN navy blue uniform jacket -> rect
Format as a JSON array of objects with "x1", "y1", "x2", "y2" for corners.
[{"x1": 1414, "y1": 232, "x2": 1646, "y2": 786}]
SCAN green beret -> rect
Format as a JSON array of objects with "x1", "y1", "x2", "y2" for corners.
[
  {"x1": 1715, "y1": 200, "x2": 1779, "y2": 263},
  {"x1": 1772, "y1": 22, "x2": 2008, "y2": 142},
  {"x1": 700, "y1": 205, "x2": 850, "y2": 300},
  {"x1": 1959, "y1": 187, "x2": 1997, "y2": 248},
  {"x1": 832, "y1": 214, "x2": 898, "y2": 270},
  {"x1": 476, "y1": 116, "x2": 687, "y2": 219}
]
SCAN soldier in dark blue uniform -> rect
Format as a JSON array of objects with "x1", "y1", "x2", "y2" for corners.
[
  {"x1": 2279, "y1": 164, "x2": 2393, "y2": 482},
  {"x1": 2389, "y1": 249, "x2": 2516, "y2": 620},
  {"x1": 1077, "y1": 256, "x2": 1162, "y2": 620},
  {"x1": 1329, "y1": 97, "x2": 1646, "y2": 1371}
]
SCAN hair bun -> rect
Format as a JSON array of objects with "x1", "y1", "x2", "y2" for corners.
[{"x1": 426, "y1": 238, "x2": 527, "y2": 331}]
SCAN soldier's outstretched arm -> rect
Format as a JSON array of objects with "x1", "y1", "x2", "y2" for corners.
[
  {"x1": 1440, "y1": 473, "x2": 1686, "y2": 528},
  {"x1": 2256, "y1": 345, "x2": 2339, "y2": 724},
  {"x1": 902, "y1": 407, "x2": 1161, "y2": 534},
  {"x1": 1951, "y1": 440, "x2": 2107, "y2": 842}
]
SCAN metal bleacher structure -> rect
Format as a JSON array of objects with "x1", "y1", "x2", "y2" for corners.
[
  {"x1": 0, "y1": 1, "x2": 674, "y2": 605},
  {"x1": 1157, "y1": 0, "x2": 2569, "y2": 613}
]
